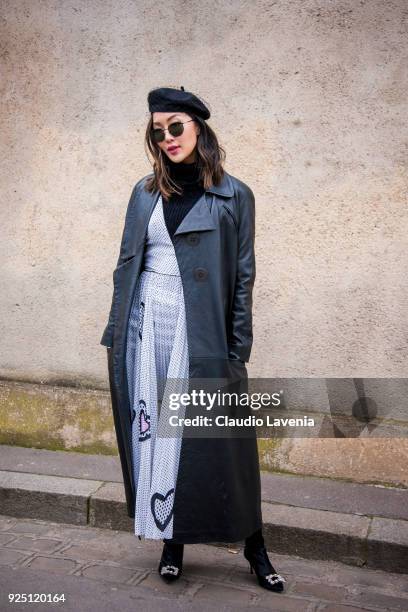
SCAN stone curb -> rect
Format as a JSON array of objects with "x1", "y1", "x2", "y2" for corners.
[{"x1": 0, "y1": 469, "x2": 407, "y2": 575}]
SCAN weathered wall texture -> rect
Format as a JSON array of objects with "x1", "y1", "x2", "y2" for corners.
[
  {"x1": 2, "y1": 380, "x2": 407, "y2": 486},
  {"x1": 1, "y1": 0, "x2": 407, "y2": 388}
]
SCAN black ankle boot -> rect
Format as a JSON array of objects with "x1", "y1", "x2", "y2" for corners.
[
  {"x1": 244, "y1": 529, "x2": 286, "y2": 593},
  {"x1": 158, "y1": 541, "x2": 184, "y2": 582}
]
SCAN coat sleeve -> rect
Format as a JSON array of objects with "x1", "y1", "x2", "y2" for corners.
[
  {"x1": 99, "y1": 180, "x2": 142, "y2": 348},
  {"x1": 227, "y1": 184, "x2": 256, "y2": 363}
]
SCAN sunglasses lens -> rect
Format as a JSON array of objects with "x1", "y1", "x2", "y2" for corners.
[
  {"x1": 169, "y1": 122, "x2": 184, "y2": 137},
  {"x1": 151, "y1": 122, "x2": 186, "y2": 143},
  {"x1": 152, "y1": 129, "x2": 164, "y2": 143}
]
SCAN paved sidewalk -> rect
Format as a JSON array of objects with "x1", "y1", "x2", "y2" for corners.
[
  {"x1": 0, "y1": 514, "x2": 407, "y2": 612},
  {"x1": 0, "y1": 444, "x2": 407, "y2": 574}
]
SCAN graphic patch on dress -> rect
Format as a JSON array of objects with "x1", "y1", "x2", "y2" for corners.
[
  {"x1": 138, "y1": 301, "x2": 145, "y2": 340},
  {"x1": 138, "y1": 399, "x2": 151, "y2": 441},
  {"x1": 151, "y1": 488, "x2": 175, "y2": 531}
]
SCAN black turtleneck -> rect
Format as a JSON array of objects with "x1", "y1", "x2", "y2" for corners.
[{"x1": 162, "y1": 157, "x2": 205, "y2": 239}]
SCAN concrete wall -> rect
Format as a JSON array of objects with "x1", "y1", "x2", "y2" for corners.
[
  {"x1": 1, "y1": 0, "x2": 407, "y2": 388},
  {"x1": 2, "y1": 379, "x2": 407, "y2": 486}
]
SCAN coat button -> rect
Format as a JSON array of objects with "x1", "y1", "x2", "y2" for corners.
[
  {"x1": 194, "y1": 267, "x2": 208, "y2": 281},
  {"x1": 186, "y1": 232, "x2": 200, "y2": 246}
]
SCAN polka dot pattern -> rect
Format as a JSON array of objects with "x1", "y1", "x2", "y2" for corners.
[{"x1": 126, "y1": 195, "x2": 189, "y2": 540}]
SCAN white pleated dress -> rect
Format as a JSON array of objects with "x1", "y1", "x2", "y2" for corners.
[{"x1": 125, "y1": 195, "x2": 189, "y2": 540}]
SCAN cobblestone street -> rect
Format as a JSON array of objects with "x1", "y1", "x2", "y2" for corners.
[{"x1": 0, "y1": 514, "x2": 407, "y2": 611}]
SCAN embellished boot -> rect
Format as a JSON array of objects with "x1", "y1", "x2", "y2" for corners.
[
  {"x1": 158, "y1": 540, "x2": 184, "y2": 582},
  {"x1": 244, "y1": 528, "x2": 286, "y2": 592}
]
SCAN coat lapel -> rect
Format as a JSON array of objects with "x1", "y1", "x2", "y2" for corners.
[
  {"x1": 173, "y1": 193, "x2": 216, "y2": 235},
  {"x1": 174, "y1": 171, "x2": 234, "y2": 236},
  {"x1": 126, "y1": 185, "x2": 160, "y2": 255},
  {"x1": 133, "y1": 170, "x2": 235, "y2": 243}
]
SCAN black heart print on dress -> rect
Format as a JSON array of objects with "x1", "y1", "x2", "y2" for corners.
[
  {"x1": 138, "y1": 399, "x2": 151, "y2": 441},
  {"x1": 151, "y1": 488, "x2": 175, "y2": 532}
]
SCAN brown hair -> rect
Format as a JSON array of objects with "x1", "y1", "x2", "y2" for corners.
[{"x1": 144, "y1": 113, "x2": 226, "y2": 200}]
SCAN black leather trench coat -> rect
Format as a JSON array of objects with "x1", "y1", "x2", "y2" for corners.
[{"x1": 100, "y1": 170, "x2": 262, "y2": 543}]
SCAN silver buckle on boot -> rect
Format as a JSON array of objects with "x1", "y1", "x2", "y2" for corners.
[
  {"x1": 160, "y1": 564, "x2": 180, "y2": 576},
  {"x1": 265, "y1": 573, "x2": 286, "y2": 584}
]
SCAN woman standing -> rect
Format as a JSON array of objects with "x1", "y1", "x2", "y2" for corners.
[{"x1": 101, "y1": 86, "x2": 286, "y2": 592}]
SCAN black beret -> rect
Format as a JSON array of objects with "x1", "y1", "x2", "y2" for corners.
[{"x1": 147, "y1": 85, "x2": 211, "y2": 120}]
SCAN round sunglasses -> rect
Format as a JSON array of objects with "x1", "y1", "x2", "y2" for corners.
[{"x1": 151, "y1": 119, "x2": 195, "y2": 143}]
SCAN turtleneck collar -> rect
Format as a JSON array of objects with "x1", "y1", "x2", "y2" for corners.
[{"x1": 166, "y1": 157, "x2": 202, "y2": 186}]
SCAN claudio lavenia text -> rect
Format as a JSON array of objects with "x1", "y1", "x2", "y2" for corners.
[{"x1": 168, "y1": 415, "x2": 315, "y2": 428}]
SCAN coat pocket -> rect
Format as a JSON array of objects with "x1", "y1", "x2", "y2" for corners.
[{"x1": 189, "y1": 356, "x2": 247, "y2": 382}]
